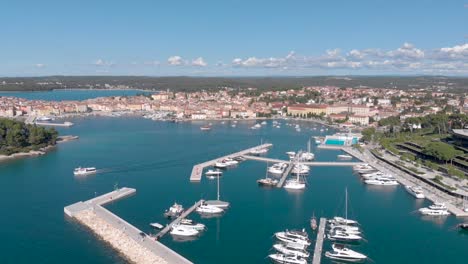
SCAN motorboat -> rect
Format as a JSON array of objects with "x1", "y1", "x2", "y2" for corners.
[
  {"x1": 268, "y1": 254, "x2": 307, "y2": 264},
  {"x1": 257, "y1": 177, "x2": 279, "y2": 187},
  {"x1": 457, "y1": 223, "x2": 468, "y2": 231},
  {"x1": 327, "y1": 230, "x2": 362, "y2": 242},
  {"x1": 273, "y1": 244, "x2": 310, "y2": 258},
  {"x1": 310, "y1": 215, "x2": 317, "y2": 231},
  {"x1": 291, "y1": 164, "x2": 309, "y2": 175},
  {"x1": 250, "y1": 148, "x2": 268, "y2": 155},
  {"x1": 405, "y1": 185, "x2": 425, "y2": 199},
  {"x1": 149, "y1": 223, "x2": 164, "y2": 229},
  {"x1": 164, "y1": 203, "x2": 184, "y2": 219},
  {"x1": 275, "y1": 229, "x2": 309, "y2": 241},
  {"x1": 364, "y1": 177, "x2": 399, "y2": 186},
  {"x1": 251, "y1": 123, "x2": 262, "y2": 129},
  {"x1": 174, "y1": 219, "x2": 205, "y2": 231},
  {"x1": 329, "y1": 226, "x2": 361, "y2": 235},
  {"x1": 361, "y1": 173, "x2": 394, "y2": 180},
  {"x1": 200, "y1": 124, "x2": 212, "y2": 131},
  {"x1": 73, "y1": 167, "x2": 97, "y2": 176},
  {"x1": 298, "y1": 152, "x2": 314, "y2": 161},
  {"x1": 286, "y1": 151, "x2": 296, "y2": 159},
  {"x1": 214, "y1": 158, "x2": 238, "y2": 168},
  {"x1": 419, "y1": 202, "x2": 450, "y2": 216},
  {"x1": 36, "y1": 116, "x2": 53, "y2": 121},
  {"x1": 170, "y1": 225, "x2": 199, "y2": 237},
  {"x1": 275, "y1": 231, "x2": 310, "y2": 246},
  {"x1": 360, "y1": 171, "x2": 385, "y2": 178},
  {"x1": 268, "y1": 163, "x2": 288, "y2": 175},
  {"x1": 325, "y1": 244, "x2": 367, "y2": 262},
  {"x1": 284, "y1": 178, "x2": 306, "y2": 190},
  {"x1": 337, "y1": 154, "x2": 353, "y2": 160},
  {"x1": 328, "y1": 217, "x2": 359, "y2": 226},
  {"x1": 261, "y1": 121, "x2": 267, "y2": 125},
  {"x1": 196, "y1": 203, "x2": 224, "y2": 214},
  {"x1": 205, "y1": 169, "x2": 223, "y2": 178}
]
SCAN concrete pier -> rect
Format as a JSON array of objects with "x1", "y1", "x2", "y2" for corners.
[
  {"x1": 35, "y1": 121, "x2": 74, "y2": 127},
  {"x1": 190, "y1": 143, "x2": 273, "y2": 182},
  {"x1": 242, "y1": 155, "x2": 364, "y2": 167},
  {"x1": 154, "y1": 199, "x2": 204, "y2": 240},
  {"x1": 276, "y1": 163, "x2": 294, "y2": 188},
  {"x1": 64, "y1": 188, "x2": 193, "y2": 264},
  {"x1": 312, "y1": 218, "x2": 327, "y2": 264}
]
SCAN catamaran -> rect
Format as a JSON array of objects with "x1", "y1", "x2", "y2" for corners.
[
  {"x1": 73, "y1": 167, "x2": 97, "y2": 176},
  {"x1": 325, "y1": 244, "x2": 367, "y2": 262},
  {"x1": 405, "y1": 185, "x2": 425, "y2": 199}
]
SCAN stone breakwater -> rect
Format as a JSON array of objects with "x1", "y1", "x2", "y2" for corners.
[{"x1": 75, "y1": 209, "x2": 167, "y2": 264}]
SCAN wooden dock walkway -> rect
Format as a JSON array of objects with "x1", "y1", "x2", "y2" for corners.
[
  {"x1": 190, "y1": 143, "x2": 273, "y2": 182},
  {"x1": 64, "y1": 188, "x2": 193, "y2": 264},
  {"x1": 154, "y1": 199, "x2": 204, "y2": 240},
  {"x1": 312, "y1": 218, "x2": 327, "y2": 264},
  {"x1": 276, "y1": 162, "x2": 294, "y2": 188}
]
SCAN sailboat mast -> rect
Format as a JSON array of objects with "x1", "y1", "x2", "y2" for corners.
[
  {"x1": 308, "y1": 139, "x2": 311, "y2": 153},
  {"x1": 345, "y1": 188, "x2": 348, "y2": 220},
  {"x1": 217, "y1": 171, "x2": 220, "y2": 201}
]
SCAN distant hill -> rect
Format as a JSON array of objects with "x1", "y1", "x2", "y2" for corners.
[{"x1": 0, "y1": 76, "x2": 467, "y2": 93}]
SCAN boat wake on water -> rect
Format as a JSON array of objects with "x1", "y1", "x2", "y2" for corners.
[{"x1": 97, "y1": 159, "x2": 186, "y2": 175}]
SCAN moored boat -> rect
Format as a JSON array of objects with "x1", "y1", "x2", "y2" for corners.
[
  {"x1": 73, "y1": 167, "x2": 97, "y2": 176},
  {"x1": 268, "y1": 253, "x2": 307, "y2": 264},
  {"x1": 405, "y1": 185, "x2": 425, "y2": 199},
  {"x1": 164, "y1": 202, "x2": 184, "y2": 219},
  {"x1": 325, "y1": 244, "x2": 367, "y2": 262}
]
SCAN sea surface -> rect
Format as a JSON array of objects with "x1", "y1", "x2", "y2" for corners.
[
  {"x1": 0, "y1": 89, "x2": 151, "y2": 101},
  {"x1": 0, "y1": 117, "x2": 467, "y2": 263}
]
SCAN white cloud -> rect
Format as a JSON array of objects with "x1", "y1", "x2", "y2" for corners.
[
  {"x1": 93, "y1": 59, "x2": 114, "y2": 66},
  {"x1": 191, "y1": 57, "x2": 207, "y2": 67},
  {"x1": 168, "y1": 56, "x2": 184, "y2": 66},
  {"x1": 387, "y1": 42, "x2": 424, "y2": 59},
  {"x1": 434, "y1": 43, "x2": 468, "y2": 60},
  {"x1": 35, "y1": 63, "x2": 45, "y2": 68},
  {"x1": 232, "y1": 51, "x2": 296, "y2": 68}
]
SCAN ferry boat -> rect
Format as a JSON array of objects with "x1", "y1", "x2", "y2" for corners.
[
  {"x1": 164, "y1": 202, "x2": 184, "y2": 219},
  {"x1": 405, "y1": 185, "x2": 425, "y2": 199},
  {"x1": 325, "y1": 244, "x2": 367, "y2": 262},
  {"x1": 73, "y1": 167, "x2": 97, "y2": 176},
  {"x1": 268, "y1": 253, "x2": 307, "y2": 264}
]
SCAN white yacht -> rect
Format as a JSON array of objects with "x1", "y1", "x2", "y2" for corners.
[
  {"x1": 268, "y1": 254, "x2": 307, "y2": 264},
  {"x1": 214, "y1": 158, "x2": 238, "y2": 168},
  {"x1": 273, "y1": 243, "x2": 310, "y2": 258},
  {"x1": 196, "y1": 203, "x2": 224, "y2": 214},
  {"x1": 329, "y1": 224, "x2": 360, "y2": 232},
  {"x1": 170, "y1": 226, "x2": 199, "y2": 237},
  {"x1": 36, "y1": 116, "x2": 53, "y2": 121},
  {"x1": 164, "y1": 203, "x2": 184, "y2": 218},
  {"x1": 173, "y1": 219, "x2": 205, "y2": 231},
  {"x1": 419, "y1": 202, "x2": 450, "y2": 216},
  {"x1": 328, "y1": 230, "x2": 362, "y2": 242},
  {"x1": 325, "y1": 244, "x2": 367, "y2": 262},
  {"x1": 284, "y1": 177, "x2": 306, "y2": 190},
  {"x1": 365, "y1": 177, "x2": 399, "y2": 186},
  {"x1": 268, "y1": 163, "x2": 288, "y2": 175},
  {"x1": 329, "y1": 226, "x2": 361, "y2": 235},
  {"x1": 275, "y1": 230, "x2": 310, "y2": 246},
  {"x1": 291, "y1": 164, "x2": 310, "y2": 175},
  {"x1": 251, "y1": 123, "x2": 262, "y2": 129},
  {"x1": 261, "y1": 121, "x2": 267, "y2": 125},
  {"x1": 337, "y1": 154, "x2": 353, "y2": 160},
  {"x1": 360, "y1": 171, "x2": 385, "y2": 178},
  {"x1": 205, "y1": 169, "x2": 223, "y2": 178},
  {"x1": 286, "y1": 151, "x2": 296, "y2": 159},
  {"x1": 328, "y1": 216, "x2": 359, "y2": 226},
  {"x1": 73, "y1": 167, "x2": 97, "y2": 176},
  {"x1": 250, "y1": 148, "x2": 268, "y2": 155},
  {"x1": 405, "y1": 185, "x2": 425, "y2": 199}
]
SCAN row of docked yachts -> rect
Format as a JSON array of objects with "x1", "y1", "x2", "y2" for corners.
[
  {"x1": 268, "y1": 229, "x2": 311, "y2": 264},
  {"x1": 354, "y1": 164, "x2": 399, "y2": 186},
  {"x1": 325, "y1": 216, "x2": 368, "y2": 262}
]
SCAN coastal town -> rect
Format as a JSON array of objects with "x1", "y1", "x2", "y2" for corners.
[{"x1": 1, "y1": 86, "x2": 467, "y2": 128}]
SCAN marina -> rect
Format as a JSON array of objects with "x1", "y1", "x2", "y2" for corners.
[
  {"x1": 189, "y1": 143, "x2": 273, "y2": 182},
  {"x1": 64, "y1": 188, "x2": 193, "y2": 264},
  {"x1": 312, "y1": 218, "x2": 327, "y2": 264}
]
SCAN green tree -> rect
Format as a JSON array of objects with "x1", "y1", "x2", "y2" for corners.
[{"x1": 422, "y1": 142, "x2": 463, "y2": 163}]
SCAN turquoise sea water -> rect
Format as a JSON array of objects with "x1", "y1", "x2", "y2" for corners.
[
  {"x1": 0, "y1": 89, "x2": 151, "y2": 101},
  {"x1": 0, "y1": 116, "x2": 467, "y2": 263}
]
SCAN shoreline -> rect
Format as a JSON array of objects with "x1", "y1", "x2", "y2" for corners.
[{"x1": 0, "y1": 88, "x2": 157, "y2": 93}]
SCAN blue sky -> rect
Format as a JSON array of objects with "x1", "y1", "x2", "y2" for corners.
[{"x1": 1, "y1": 0, "x2": 467, "y2": 76}]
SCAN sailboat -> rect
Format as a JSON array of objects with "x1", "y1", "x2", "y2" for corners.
[
  {"x1": 310, "y1": 213, "x2": 318, "y2": 231},
  {"x1": 258, "y1": 162, "x2": 279, "y2": 187},
  {"x1": 328, "y1": 188, "x2": 359, "y2": 226},
  {"x1": 205, "y1": 171, "x2": 230, "y2": 209},
  {"x1": 284, "y1": 171, "x2": 306, "y2": 190},
  {"x1": 298, "y1": 139, "x2": 315, "y2": 161}
]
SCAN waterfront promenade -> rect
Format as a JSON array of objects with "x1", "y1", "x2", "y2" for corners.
[
  {"x1": 64, "y1": 188, "x2": 193, "y2": 264},
  {"x1": 189, "y1": 143, "x2": 273, "y2": 182},
  {"x1": 341, "y1": 147, "x2": 468, "y2": 217}
]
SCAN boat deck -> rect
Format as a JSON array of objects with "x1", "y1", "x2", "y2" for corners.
[
  {"x1": 153, "y1": 199, "x2": 204, "y2": 240},
  {"x1": 312, "y1": 218, "x2": 327, "y2": 264},
  {"x1": 189, "y1": 143, "x2": 273, "y2": 182}
]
